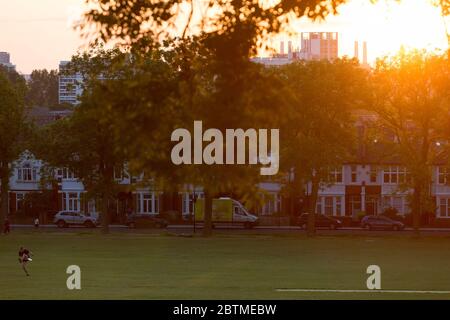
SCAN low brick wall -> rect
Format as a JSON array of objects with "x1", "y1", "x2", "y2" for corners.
[{"x1": 429, "y1": 218, "x2": 450, "y2": 228}]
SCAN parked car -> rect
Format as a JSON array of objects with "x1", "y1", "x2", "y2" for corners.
[
  {"x1": 297, "y1": 213, "x2": 343, "y2": 230},
  {"x1": 126, "y1": 214, "x2": 168, "y2": 229},
  {"x1": 53, "y1": 211, "x2": 99, "y2": 228},
  {"x1": 361, "y1": 215, "x2": 405, "y2": 231}
]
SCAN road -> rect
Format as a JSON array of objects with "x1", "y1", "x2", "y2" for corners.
[{"x1": 9, "y1": 223, "x2": 450, "y2": 236}]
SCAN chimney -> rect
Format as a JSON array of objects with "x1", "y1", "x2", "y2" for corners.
[
  {"x1": 280, "y1": 41, "x2": 284, "y2": 55},
  {"x1": 354, "y1": 41, "x2": 359, "y2": 61},
  {"x1": 363, "y1": 41, "x2": 368, "y2": 65}
]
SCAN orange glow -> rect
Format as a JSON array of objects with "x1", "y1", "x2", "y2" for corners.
[{"x1": 270, "y1": 0, "x2": 449, "y2": 63}]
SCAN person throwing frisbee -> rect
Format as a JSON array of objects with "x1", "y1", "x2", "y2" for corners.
[{"x1": 18, "y1": 246, "x2": 33, "y2": 276}]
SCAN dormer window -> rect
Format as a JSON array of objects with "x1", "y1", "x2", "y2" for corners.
[
  {"x1": 438, "y1": 167, "x2": 449, "y2": 185},
  {"x1": 17, "y1": 163, "x2": 37, "y2": 182},
  {"x1": 56, "y1": 168, "x2": 77, "y2": 180}
]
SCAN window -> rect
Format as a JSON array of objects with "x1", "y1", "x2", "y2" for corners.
[
  {"x1": 328, "y1": 167, "x2": 343, "y2": 184},
  {"x1": 17, "y1": 164, "x2": 37, "y2": 182},
  {"x1": 383, "y1": 166, "x2": 409, "y2": 184},
  {"x1": 383, "y1": 167, "x2": 394, "y2": 183},
  {"x1": 58, "y1": 168, "x2": 76, "y2": 180},
  {"x1": 440, "y1": 198, "x2": 450, "y2": 217},
  {"x1": 317, "y1": 196, "x2": 342, "y2": 216},
  {"x1": 382, "y1": 196, "x2": 407, "y2": 214},
  {"x1": 114, "y1": 166, "x2": 129, "y2": 181},
  {"x1": 438, "y1": 167, "x2": 449, "y2": 185},
  {"x1": 136, "y1": 192, "x2": 159, "y2": 214},
  {"x1": 336, "y1": 197, "x2": 342, "y2": 215},
  {"x1": 398, "y1": 167, "x2": 409, "y2": 184},
  {"x1": 143, "y1": 193, "x2": 152, "y2": 213},
  {"x1": 259, "y1": 193, "x2": 281, "y2": 215},
  {"x1": 382, "y1": 196, "x2": 390, "y2": 210},
  {"x1": 16, "y1": 193, "x2": 25, "y2": 212},
  {"x1": 392, "y1": 196, "x2": 403, "y2": 213},
  {"x1": 349, "y1": 195, "x2": 361, "y2": 216},
  {"x1": 316, "y1": 199, "x2": 322, "y2": 214},
  {"x1": 324, "y1": 197, "x2": 333, "y2": 215},
  {"x1": 181, "y1": 193, "x2": 190, "y2": 215},
  {"x1": 63, "y1": 192, "x2": 80, "y2": 212},
  {"x1": 370, "y1": 166, "x2": 378, "y2": 183},
  {"x1": 351, "y1": 165, "x2": 358, "y2": 183}
]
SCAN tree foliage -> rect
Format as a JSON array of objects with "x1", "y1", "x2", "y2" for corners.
[
  {"x1": 276, "y1": 58, "x2": 369, "y2": 235},
  {"x1": 0, "y1": 66, "x2": 29, "y2": 223},
  {"x1": 37, "y1": 49, "x2": 130, "y2": 233},
  {"x1": 371, "y1": 50, "x2": 450, "y2": 235},
  {"x1": 81, "y1": 0, "x2": 347, "y2": 51},
  {"x1": 26, "y1": 69, "x2": 59, "y2": 108},
  {"x1": 61, "y1": 42, "x2": 282, "y2": 236}
]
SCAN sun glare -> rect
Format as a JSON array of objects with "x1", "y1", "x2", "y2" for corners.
[
  {"x1": 271, "y1": 0, "x2": 449, "y2": 63},
  {"x1": 350, "y1": 0, "x2": 449, "y2": 58}
]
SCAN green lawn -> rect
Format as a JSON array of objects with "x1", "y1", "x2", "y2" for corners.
[{"x1": 1, "y1": 230, "x2": 450, "y2": 299}]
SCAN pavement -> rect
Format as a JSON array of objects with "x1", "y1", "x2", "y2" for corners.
[{"x1": 8, "y1": 223, "x2": 450, "y2": 236}]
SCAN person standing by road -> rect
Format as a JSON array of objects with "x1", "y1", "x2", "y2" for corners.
[{"x1": 3, "y1": 217, "x2": 10, "y2": 234}]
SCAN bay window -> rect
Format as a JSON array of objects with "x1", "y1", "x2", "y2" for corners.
[
  {"x1": 136, "y1": 192, "x2": 159, "y2": 214},
  {"x1": 63, "y1": 192, "x2": 80, "y2": 212},
  {"x1": 439, "y1": 198, "x2": 450, "y2": 217}
]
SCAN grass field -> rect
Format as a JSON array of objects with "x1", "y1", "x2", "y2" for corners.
[{"x1": 2, "y1": 230, "x2": 450, "y2": 299}]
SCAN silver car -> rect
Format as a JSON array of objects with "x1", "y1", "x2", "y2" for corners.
[{"x1": 53, "y1": 211, "x2": 99, "y2": 228}]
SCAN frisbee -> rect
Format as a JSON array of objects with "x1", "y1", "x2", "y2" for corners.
[{"x1": 27, "y1": 258, "x2": 32, "y2": 262}]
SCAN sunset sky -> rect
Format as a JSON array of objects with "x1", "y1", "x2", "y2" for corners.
[{"x1": 0, "y1": 0, "x2": 448, "y2": 74}]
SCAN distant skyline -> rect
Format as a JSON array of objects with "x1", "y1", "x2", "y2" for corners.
[
  {"x1": 0, "y1": 0, "x2": 85, "y2": 74},
  {"x1": 0, "y1": 0, "x2": 448, "y2": 74}
]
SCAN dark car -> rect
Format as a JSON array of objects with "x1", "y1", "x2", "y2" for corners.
[
  {"x1": 126, "y1": 214, "x2": 168, "y2": 229},
  {"x1": 361, "y1": 215, "x2": 404, "y2": 231},
  {"x1": 297, "y1": 213, "x2": 343, "y2": 230}
]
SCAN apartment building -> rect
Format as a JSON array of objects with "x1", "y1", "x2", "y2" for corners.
[
  {"x1": 58, "y1": 61, "x2": 83, "y2": 105},
  {"x1": 0, "y1": 51, "x2": 16, "y2": 70}
]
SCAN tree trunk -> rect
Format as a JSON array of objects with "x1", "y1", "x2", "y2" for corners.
[
  {"x1": 203, "y1": 190, "x2": 213, "y2": 237},
  {"x1": 412, "y1": 183, "x2": 421, "y2": 238},
  {"x1": 289, "y1": 187, "x2": 295, "y2": 217},
  {"x1": 101, "y1": 193, "x2": 110, "y2": 234},
  {"x1": 412, "y1": 126, "x2": 430, "y2": 238},
  {"x1": 307, "y1": 177, "x2": 319, "y2": 237},
  {"x1": 0, "y1": 162, "x2": 10, "y2": 225}
]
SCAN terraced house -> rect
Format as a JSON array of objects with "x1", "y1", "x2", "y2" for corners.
[{"x1": 5, "y1": 150, "x2": 450, "y2": 226}]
